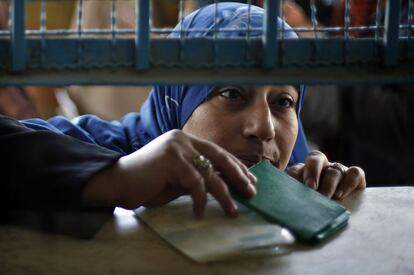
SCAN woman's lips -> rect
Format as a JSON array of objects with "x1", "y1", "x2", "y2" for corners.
[{"x1": 237, "y1": 154, "x2": 278, "y2": 168}]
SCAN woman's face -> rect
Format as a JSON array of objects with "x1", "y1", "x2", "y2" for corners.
[{"x1": 182, "y1": 85, "x2": 299, "y2": 170}]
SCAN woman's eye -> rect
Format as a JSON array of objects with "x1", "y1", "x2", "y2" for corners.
[
  {"x1": 276, "y1": 96, "x2": 294, "y2": 109},
  {"x1": 220, "y1": 88, "x2": 244, "y2": 101}
]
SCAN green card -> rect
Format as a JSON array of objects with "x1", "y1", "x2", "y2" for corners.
[{"x1": 232, "y1": 160, "x2": 350, "y2": 243}]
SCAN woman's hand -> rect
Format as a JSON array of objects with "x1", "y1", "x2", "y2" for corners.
[
  {"x1": 83, "y1": 130, "x2": 256, "y2": 218},
  {"x1": 286, "y1": 151, "x2": 366, "y2": 199}
]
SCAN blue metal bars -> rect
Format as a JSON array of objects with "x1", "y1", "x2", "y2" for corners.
[
  {"x1": 136, "y1": 0, "x2": 149, "y2": 69},
  {"x1": 383, "y1": 0, "x2": 401, "y2": 66},
  {"x1": 11, "y1": 0, "x2": 25, "y2": 71},
  {"x1": 0, "y1": 0, "x2": 413, "y2": 86},
  {"x1": 263, "y1": 0, "x2": 278, "y2": 68}
]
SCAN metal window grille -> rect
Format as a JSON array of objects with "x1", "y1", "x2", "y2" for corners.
[{"x1": 0, "y1": 0, "x2": 413, "y2": 86}]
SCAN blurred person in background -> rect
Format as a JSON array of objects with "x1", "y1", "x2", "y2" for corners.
[
  {"x1": 0, "y1": 0, "x2": 76, "y2": 119},
  {"x1": 244, "y1": 0, "x2": 414, "y2": 186},
  {"x1": 276, "y1": 0, "x2": 414, "y2": 186},
  {"x1": 332, "y1": 0, "x2": 414, "y2": 186},
  {"x1": 66, "y1": 0, "x2": 195, "y2": 120},
  {"x1": 0, "y1": 1, "x2": 38, "y2": 119}
]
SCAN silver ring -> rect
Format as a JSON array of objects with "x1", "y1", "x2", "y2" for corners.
[
  {"x1": 328, "y1": 162, "x2": 347, "y2": 175},
  {"x1": 192, "y1": 154, "x2": 212, "y2": 174}
]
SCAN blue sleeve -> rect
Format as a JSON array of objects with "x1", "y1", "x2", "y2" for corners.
[{"x1": 22, "y1": 113, "x2": 143, "y2": 155}]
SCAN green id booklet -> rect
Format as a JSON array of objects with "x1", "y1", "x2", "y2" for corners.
[{"x1": 232, "y1": 160, "x2": 350, "y2": 243}]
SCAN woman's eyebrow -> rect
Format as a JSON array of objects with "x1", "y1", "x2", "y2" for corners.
[
  {"x1": 282, "y1": 85, "x2": 299, "y2": 97},
  {"x1": 217, "y1": 85, "x2": 243, "y2": 91},
  {"x1": 266, "y1": 86, "x2": 296, "y2": 94}
]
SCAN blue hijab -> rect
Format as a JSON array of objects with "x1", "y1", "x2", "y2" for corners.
[
  {"x1": 22, "y1": 3, "x2": 308, "y2": 164},
  {"x1": 137, "y1": 3, "x2": 308, "y2": 164}
]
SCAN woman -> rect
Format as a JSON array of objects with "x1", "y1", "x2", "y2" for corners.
[{"x1": 22, "y1": 3, "x2": 365, "y2": 217}]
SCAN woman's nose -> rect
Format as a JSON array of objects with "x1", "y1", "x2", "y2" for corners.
[{"x1": 242, "y1": 104, "x2": 275, "y2": 142}]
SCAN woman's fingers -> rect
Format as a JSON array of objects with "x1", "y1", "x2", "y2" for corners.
[
  {"x1": 144, "y1": 186, "x2": 186, "y2": 208},
  {"x1": 318, "y1": 166, "x2": 343, "y2": 198},
  {"x1": 189, "y1": 134, "x2": 256, "y2": 197},
  {"x1": 176, "y1": 152, "x2": 238, "y2": 218},
  {"x1": 290, "y1": 149, "x2": 366, "y2": 200},
  {"x1": 333, "y1": 166, "x2": 366, "y2": 200},
  {"x1": 227, "y1": 153, "x2": 258, "y2": 186},
  {"x1": 178, "y1": 161, "x2": 209, "y2": 218},
  {"x1": 204, "y1": 171, "x2": 239, "y2": 218},
  {"x1": 286, "y1": 162, "x2": 305, "y2": 181},
  {"x1": 303, "y1": 151, "x2": 329, "y2": 190},
  {"x1": 141, "y1": 130, "x2": 255, "y2": 218}
]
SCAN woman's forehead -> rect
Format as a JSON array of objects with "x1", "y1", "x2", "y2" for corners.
[{"x1": 236, "y1": 85, "x2": 299, "y2": 96}]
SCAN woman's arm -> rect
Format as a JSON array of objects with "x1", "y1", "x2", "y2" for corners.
[
  {"x1": 82, "y1": 130, "x2": 257, "y2": 218},
  {"x1": 2, "y1": 116, "x2": 256, "y2": 217}
]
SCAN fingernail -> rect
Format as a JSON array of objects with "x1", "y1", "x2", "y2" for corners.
[
  {"x1": 230, "y1": 203, "x2": 239, "y2": 217},
  {"x1": 248, "y1": 172, "x2": 257, "y2": 184},
  {"x1": 248, "y1": 183, "x2": 256, "y2": 196},
  {"x1": 335, "y1": 190, "x2": 343, "y2": 200},
  {"x1": 305, "y1": 178, "x2": 316, "y2": 189}
]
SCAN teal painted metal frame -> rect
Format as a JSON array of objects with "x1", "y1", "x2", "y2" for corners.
[
  {"x1": 10, "y1": 0, "x2": 26, "y2": 72},
  {"x1": 263, "y1": 0, "x2": 278, "y2": 68},
  {"x1": 383, "y1": 0, "x2": 400, "y2": 66},
  {"x1": 136, "y1": 0, "x2": 149, "y2": 70},
  {"x1": 0, "y1": 0, "x2": 413, "y2": 86}
]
